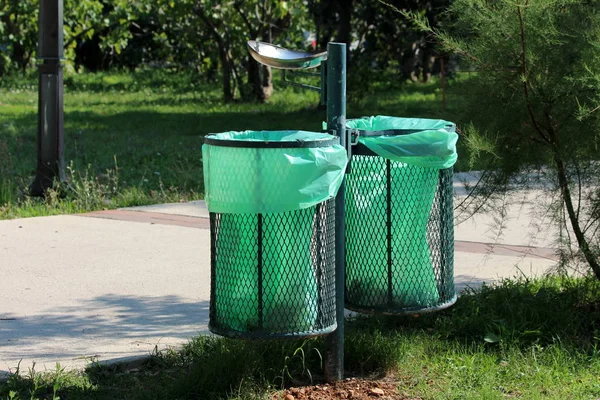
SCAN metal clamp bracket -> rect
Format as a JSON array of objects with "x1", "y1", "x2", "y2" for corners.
[
  {"x1": 349, "y1": 129, "x2": 360, "y2": 146},
  {"x1": 326, "y1": 129, "x2": 359, "y2": 144},
  {"x1": 327, "y1": 129, "x2": 354, "y2": 174}
]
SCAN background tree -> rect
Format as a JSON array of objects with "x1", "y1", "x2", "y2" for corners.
[
  {"x1": 151, "y1": 0, "x2": 307, "y2": 102},
  {"x1": 0, "y1": 0, "x2": 38, "y2": 74},
  {"x1": 307, "y1": 0, "x2": 353, "y2": 50},
  {"x1": 353, "y1": 0, "x2": 451, "y2": 83},
  {"x1": 1, "y1": 1, "x2": 453, "y2": 98},
  {"x1": 66, "y1": 0, "x2": 144, "y2": 71},
  {"x1": 234, "y1": 0, "x2": 296, "y2": 102},
  {"x1": 395, "y1": 0, "x2": 600, "y2": 277},
  {"x1": 305, "y1": 0, "x2": 452, "y2": 90},
  {"x1": 0, "y1": 0, "x2": 141, "y2": 74}
]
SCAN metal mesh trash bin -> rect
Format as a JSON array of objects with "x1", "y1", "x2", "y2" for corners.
[
  {"x1": 202, "y1": 130, "x2": 348, "y2": 338},
  {"x1": 344, "y1": 116, "x2": 459, "y2": 314}
]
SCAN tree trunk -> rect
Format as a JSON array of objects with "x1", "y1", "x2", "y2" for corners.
[
  {"x1": 195, "y1": 4, "x2": 236, "y2": 102},
  {"x1": 401, "y1": 43, "x2": 419, "y2": 82},
  {"x1": 316, "y1": 2, "x2": 335, "y2": 50},
  {"x1": 421, "y1": 43, "x2": 436, "y2": 83},
  {"x1": 260, "y1": 64, "x2": 273, "y2": 100},
  {"x1": 248, "y1": 55, "x2": 259, "y2": 92},
  {"x1": 554, "y1": 153, "x2": 600, "y2": 279},
  {"x1": 219, "y1": 46, "x2": 234, "y2": 102},
  {"x1": 232, "y1": 56, "x2": 245, "y2": 99},
  {"x1": 248, "y1": 56, "x2": 273, "y2": 102},
  {"x1": 337, "y1": 0, "x2": 353, "y2": 46},
  {"x1": 12, "y1": 42, "x2": 29, "y2": 74}
]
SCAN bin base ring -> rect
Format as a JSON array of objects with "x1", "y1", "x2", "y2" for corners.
[
  {"x1": 345, "y1": 294, "x2": 457, "y2": 316},
  {"x1": 209, "y1": 323, "x2": 338, "y2": 340}
]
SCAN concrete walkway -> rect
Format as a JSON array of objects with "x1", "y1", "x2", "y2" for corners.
[{"x1": 0, "y1": 191, "x2": 560, "y2": 378}]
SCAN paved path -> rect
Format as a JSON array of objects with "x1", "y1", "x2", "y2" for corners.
[{"x1": 0, "y1": 195, "x2": 559, "y2": 378}]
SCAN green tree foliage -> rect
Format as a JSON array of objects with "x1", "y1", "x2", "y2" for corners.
[
  {"x1": 124, "y1": 0, "x2": 309, "y2": 101},
  {"x1": 307, "y1": 0, "x2": 353, "y2": 49},
  {"x1": 0, "y1": 0, "x2": 38, "y2": 74},
  {"x1": 359, "y1": 0, "x2": 451, "y2": 82},
  {"x1": 64, "y1": 0, "x2": 142, "y2": 70},
  {"x1": 190, "y1": 0, "x2": 307, "y2": 102},
  {"x1": 1, "y1": 1, "x2": 454, "y2": 96},
  {"x1": 398, "y1": 0, "x2": 600, "y2": 276},
  {"x1": 307, "y1": 0, "x2": 452, "y2": 86},
  {"x1": 0, "y1": 0, "x2": 140, "y2": 74},
  {"x1": 1, "y1": 1, "x2": 452, "y2": 99}
]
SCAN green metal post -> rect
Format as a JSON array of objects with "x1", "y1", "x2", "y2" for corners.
[
  {"x1": 31, "y1": 0, "x2": 66, "y2": 196},
  {"x1": 324, "y1": 42, "x2": 347, "y2": 383}
]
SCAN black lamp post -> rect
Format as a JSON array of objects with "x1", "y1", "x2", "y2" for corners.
[{"x1": 30, "y1": 0, "x2": 66, "y2": 196}]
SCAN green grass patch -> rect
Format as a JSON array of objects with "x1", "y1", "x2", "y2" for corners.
[
  {"x1": 2, "y1": 276, "x2": 600, "y2": 399},
  {"x1": 0, "y1": 69, "x2": 466, "y2": 219}
]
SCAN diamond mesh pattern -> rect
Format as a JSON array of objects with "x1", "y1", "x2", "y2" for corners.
[
  {"x1": 209, "y1": 200, "x2": 336, "y2": 339},
  {"x1": 345, "y1": 154, "x2": 455, "y2": 314}
]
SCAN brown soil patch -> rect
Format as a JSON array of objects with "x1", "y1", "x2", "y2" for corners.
[{"x1": 271, "y1": 378, "x2": 420, "y2": 400}]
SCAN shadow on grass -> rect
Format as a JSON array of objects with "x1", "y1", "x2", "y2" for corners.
[
  {"x1": 2, "y1": 276, "x2": 600, "y2": 399},
  {"x1": 1, "y1": 74, "x2": 459, "y2": 191},
  {"x1": 61, "y1": 108, "x2": 327, "y2": 137},
  {"x1": 1, "y1": 107, "x2": 326, "y2": 141},
  {"x1": 359, "y1": 275, "x2": 600, "y2": 342},
  {"x1": 344, "y1": 276, "x2": 600, "y2": 373},
  {"x1": 0, "y1": 107, "x2": 327, "y2": 204},
  {"x1": 1, "y1": 73, "x2": 470, "y2": 195}
]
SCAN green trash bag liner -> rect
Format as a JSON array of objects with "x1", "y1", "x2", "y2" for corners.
[
  {"x1": 202, "y1": 130, "x2": 348, "y2": 214},
  {"x1": 345, "y1": 159, "x2": 440, "y2": 309},
  {"x1": 346, "y1": 116, "x2": 452, "y2": 132},
  {"x1": 345, "y1": 116, "x2": 458, "y2": 169}
]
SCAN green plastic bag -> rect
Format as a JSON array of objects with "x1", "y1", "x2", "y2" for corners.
[
  {"x1": 212, "y1": 210, "x2": 322, "y2": 334},
  {"x1": 345, "y1": 160, "x2": 441, "y2": 309},
  {"x1": 344, "y1": 116, "x2": 457, "y2": 311},
  {"x1": 347, "y1": 115, "x2": 458, "y2": 169},
  {"x1": 202, "y1": 130, "x2": 348, "y2": 214}
]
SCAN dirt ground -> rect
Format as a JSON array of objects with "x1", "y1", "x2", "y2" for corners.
[{"x1": 271, "y1": 378, "x2": 420, "y2": 400}]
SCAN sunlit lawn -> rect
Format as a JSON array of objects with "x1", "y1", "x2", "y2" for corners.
[{"x1": 0, "y1": 69, "x2": 463, "y2": 219}]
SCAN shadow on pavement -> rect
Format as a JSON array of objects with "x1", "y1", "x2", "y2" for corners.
[
  {"x1": 0, "y1": 294, "x2": 209, "y2": 365},
  {"x1": 454, "y1": 273, "x2": 491, "y2": 292}
]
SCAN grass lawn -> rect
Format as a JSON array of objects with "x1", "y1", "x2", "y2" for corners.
[
  {"x1": 2, "y1": 276, "x2": 600, "y2": 399},
  {"x1": 0, "y1": 69, "x2": 463, "y2": 219}
]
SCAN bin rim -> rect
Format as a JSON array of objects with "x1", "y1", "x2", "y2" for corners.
[
  {"x1": 204, "y1": 130, "x2": 340, "y2": 149},
  {"x1": 346, "y1": 117, "x2": 455, "y2": 138},
  {"x1": 348, "y1": 127, "x2": 456, "y2": 137}
]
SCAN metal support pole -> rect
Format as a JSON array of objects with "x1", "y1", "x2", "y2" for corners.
[
  {"x1": 324, "y1": 42, "x2": 347, "y2": 383},
  {"x1": 30, "y1": 0, "x2": 66, "y2": 196}
]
